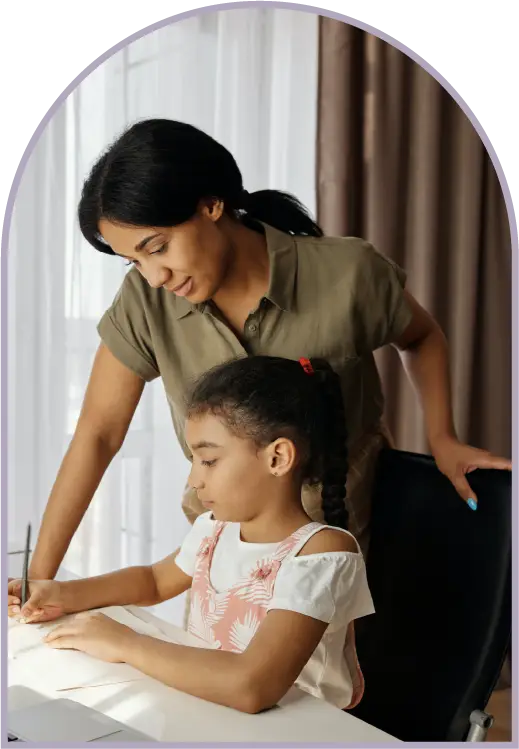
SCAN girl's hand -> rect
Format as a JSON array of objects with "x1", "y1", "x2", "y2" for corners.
[
  {"x1": 8, "y1": 579, "x2": 66, "y2": 623},
  {"x1": 431, "y1": 435, "x2": 512, "y2": 509},
  {"x1": 44, "y1": 612, "x2": 137, "y2": 663}
]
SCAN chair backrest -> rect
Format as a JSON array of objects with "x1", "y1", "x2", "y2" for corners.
[{"x1": 350, "y1": 449, "x2": 511, "y2": 742}]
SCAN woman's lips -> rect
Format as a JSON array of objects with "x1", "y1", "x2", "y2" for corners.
[{"x1": 170, "y1": 277, "x2": 193, "y2": 297}]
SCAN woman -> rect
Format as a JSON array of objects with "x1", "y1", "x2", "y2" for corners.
[{"x1": 28, "y1": 119, "x2": 510, "y2": 580}]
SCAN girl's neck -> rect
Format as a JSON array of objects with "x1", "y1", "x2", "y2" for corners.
[{"x1": 239, "y1": 501, "x2": 312, "y2": 545}]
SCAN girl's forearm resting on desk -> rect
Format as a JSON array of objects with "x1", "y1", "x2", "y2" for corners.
[
  {"x1": 122, "y1": 635, "x2": 263, "y2": 713},
  {"x1": 115, "y1": 609, "x2": 326, "y2": 713},
  {"x1": 45, "y1": 609, "x2": 325, "y2": 714}
]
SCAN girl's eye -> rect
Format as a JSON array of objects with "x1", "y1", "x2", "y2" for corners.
[{"x1": 201, "y1": 459, "x2": 217, "y2": 468}]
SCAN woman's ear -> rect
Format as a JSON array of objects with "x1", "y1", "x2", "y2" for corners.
[{"x1": 265, "y1": 438, "x2": 297, "y2": 477}]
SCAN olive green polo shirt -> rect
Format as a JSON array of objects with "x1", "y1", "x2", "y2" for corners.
[{"x1": 98, "y1": 222, "x2": 412, "y2": 533}]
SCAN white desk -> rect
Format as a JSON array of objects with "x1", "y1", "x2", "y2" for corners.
[{"x1": 8, "y1": 557, "x2": 398, "y2": 743}]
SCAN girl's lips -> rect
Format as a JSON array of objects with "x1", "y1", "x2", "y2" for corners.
[{"x1": 171, "y1": 277, "x2": 193, "y2": 297}]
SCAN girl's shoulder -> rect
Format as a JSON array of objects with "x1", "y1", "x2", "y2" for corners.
[
  {"x1": 296, "y1": 526, "x2": 360, "y2": 557},
  {"x1": 269, "y1": 526, "x2": 374, "y2": 623}
]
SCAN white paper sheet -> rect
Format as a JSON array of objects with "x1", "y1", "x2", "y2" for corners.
[{"x1": 8, "y1": 606, "x2": 190, "y2": 692}]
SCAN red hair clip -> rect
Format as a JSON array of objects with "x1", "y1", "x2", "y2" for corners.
[{"x1": 299, "y1": 357, "x2": 314, "y2": 375}]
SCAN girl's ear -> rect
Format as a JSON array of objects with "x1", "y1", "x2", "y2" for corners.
[
  {"x1": 265, "y1": 437, "x2": 297, "y2": 477},
  {"x1": 200, "y1": 199, "x2": 225, "y2": 222}
]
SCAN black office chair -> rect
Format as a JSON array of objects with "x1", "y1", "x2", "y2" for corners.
[{"x1": 350, "y1": 449, "x2": 512, "y2": 742}]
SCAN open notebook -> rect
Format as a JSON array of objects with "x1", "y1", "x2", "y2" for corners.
[{"x1": 8, "y1": 606, "x2": 202, "y2": 692}]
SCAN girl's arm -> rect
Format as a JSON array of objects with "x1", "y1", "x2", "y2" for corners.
[
  {"x1": 394, "y1": 290, "x2": 511, "y2": 503},
  {"x1": 115, "y1": 532, "x2": 356, "y2": 711},
  {"x1": 59, "y1": 551, "x2": 191, "y2": 612},
  {"x1": 16, "y1": 552, "x2": 192, "y2": 623},
  {"x1": 126, "y1": 609, "x2": 327, "y2": 713},
  {"x1": 46, "y1": 608, "x2": 327, "y2": 714},
  {"x1": 45, "y1": 530, "x2": 356, "y2": 713}
]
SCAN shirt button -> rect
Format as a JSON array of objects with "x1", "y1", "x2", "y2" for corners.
[{"x1": 248, "y1": 323, "x2": 258, "y2": 333}]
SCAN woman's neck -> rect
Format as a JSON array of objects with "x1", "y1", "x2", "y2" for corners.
[{"x1": 212, "y1": 219, "x2": 270, "y2": 312}]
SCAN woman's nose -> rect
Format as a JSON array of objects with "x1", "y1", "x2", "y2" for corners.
[{"x1": 145, "y1": 265, "x2": 171, "y2": 289}]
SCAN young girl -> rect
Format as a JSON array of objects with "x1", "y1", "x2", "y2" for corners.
[{"x1": 8, "y1": 356, "x2": 374, "y2": 714}]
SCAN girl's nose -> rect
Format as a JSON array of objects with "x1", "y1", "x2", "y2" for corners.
[{"x1": 188, "y1": 467, "x2": 204, "y2": 491}]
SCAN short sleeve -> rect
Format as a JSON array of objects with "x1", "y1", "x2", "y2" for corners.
[
  {"x1": 352, "y1": 242, "x2": 413, "y2": 353},
  {"x1": 97, "y1": 270, "x2": 160, "y2": 382},
  {"x1": 267, "y1": 553, "x2": 375, "y2": 624},
  {"x1": 174, "y1": 512, "x2": 216, "y2": 577}
]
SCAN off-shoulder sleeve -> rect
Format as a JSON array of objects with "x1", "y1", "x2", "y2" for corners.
[
  {"x1": 174, "y1": 512, "x2": 216, "y2": 577},
  {"x1": 267, "y1": 552, "x2": 375, "y2": 624}
]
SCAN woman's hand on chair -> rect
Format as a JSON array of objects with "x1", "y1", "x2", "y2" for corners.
[{"x1": 431, "y1": 435, "x2": 511, "y2": 509}]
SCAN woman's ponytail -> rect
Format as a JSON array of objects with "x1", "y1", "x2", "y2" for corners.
[{"x1": 242, "y1": 189, "x2": 323, "y2": 237}]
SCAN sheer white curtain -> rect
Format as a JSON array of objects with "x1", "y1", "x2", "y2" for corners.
[{"x1": 8, "y1": 8, "x2": 318, "y2": 624}]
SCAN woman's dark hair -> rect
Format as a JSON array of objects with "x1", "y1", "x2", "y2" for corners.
[
  {"x1": 187, "y1": 356, "x2": 349, "y2": 530},
  {"x1": 78, "y1": 119, "x2": 323, "y2": 254}
]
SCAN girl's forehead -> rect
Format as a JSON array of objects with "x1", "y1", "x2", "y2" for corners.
[
  {"x1": 185, "y1": 412, "x2": 258, "y2": 455},
  {"x1": 185, "y1": 412, "x2": 232, "y2": 445}
]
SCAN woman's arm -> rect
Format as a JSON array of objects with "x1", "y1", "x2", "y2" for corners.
[
  {"x1": 393, "y1": 291, "x2": 511, "y2": 503},
  {"x1": 29, "y1": 344, "x2": 145, "y2": 580}
]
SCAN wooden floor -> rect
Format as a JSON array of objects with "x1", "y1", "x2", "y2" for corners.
[{"x1": 485, "y1": 688, "x2": 512, "y2": 742}]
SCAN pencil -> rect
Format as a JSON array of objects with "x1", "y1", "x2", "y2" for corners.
[{"x1": 20, "y1": 523, "x2": 31, "y2": 608}]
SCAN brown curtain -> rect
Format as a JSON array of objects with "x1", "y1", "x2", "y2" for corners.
[{"x1": 316, "y1": 19, "x2": 511, "y2": 459}]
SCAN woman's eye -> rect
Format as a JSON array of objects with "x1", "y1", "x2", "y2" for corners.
[
  {"x1": 201, "y1": 459, "x2": 217, "y2": 467},
  {"x1": 125, "y1": 244, "x2": 166, "y2": 266},
  {"x1": 150, "y1": 243, "x2": 168, "y2": 256}
]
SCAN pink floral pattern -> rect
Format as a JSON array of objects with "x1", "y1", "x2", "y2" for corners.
[{"x1": 187, "y1": 520, "x2": 365, "y2": 709}]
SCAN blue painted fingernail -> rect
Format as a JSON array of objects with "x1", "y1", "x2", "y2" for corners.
[{"x1": 467, "y1": 498, "x2": 478, "y2": 511}]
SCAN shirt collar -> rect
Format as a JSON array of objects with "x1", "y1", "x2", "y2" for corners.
[
  {"x1": 263, "y1": 222, "x2": 297, "y2": 312},
  {"x1": 173, "y1": 221, "x2": 297, "y2": 320}
]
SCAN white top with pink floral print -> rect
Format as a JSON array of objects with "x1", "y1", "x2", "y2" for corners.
[{"x1": 175, "y1": 512, "x2": 374, "y2": 708}]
